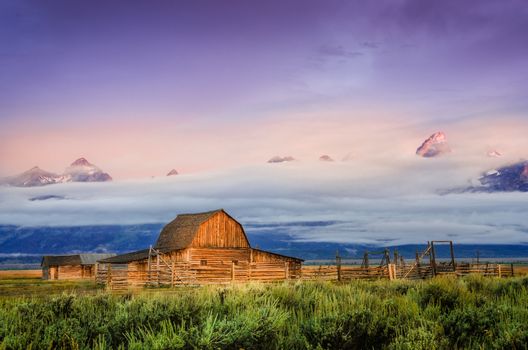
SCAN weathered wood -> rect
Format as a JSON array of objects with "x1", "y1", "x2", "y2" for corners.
[{"x1": 191, "y1": 211, "x2": 249, "y2": 248}]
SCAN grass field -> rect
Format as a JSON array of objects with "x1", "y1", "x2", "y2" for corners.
[
  {"x1": 1, "y1": 275, "x2": 528, "y2": 349},
  {"x1": 0, "y1": 270, "x2": 101, "y2": 298},
  {"x1": 0, "y1": 270, "x2": 41, "y2": 279}
]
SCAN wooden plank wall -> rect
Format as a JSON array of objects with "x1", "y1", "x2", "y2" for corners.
[
  {"x1": 191, "y1": 212, "x2": 249, "y2": 248},
  {"x1": 250, "y1": 249, "x2": 301, "y2": 281},
  {"x1": 57, "y1": 265, "x2": 84, "y2": 280},
  {"x1": 189, "y1": 248, "x2": 250, "y2": 284},
  {"x1": 42, "y1": 267, "x2": 49, "y2": 280}
]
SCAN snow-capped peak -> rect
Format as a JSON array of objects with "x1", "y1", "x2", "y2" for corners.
[
  {"x1": 416, "y1": 131, "x2": 451, "y2": 158},
  {"x1": 70, "y1": 157, "x2": 92, "y2": 167},
  {"x1": 62, "y1": 158, "x2": 112, "y2": 182}
]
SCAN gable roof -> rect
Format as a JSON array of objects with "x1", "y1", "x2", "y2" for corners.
[
  {"x1": 41, "y1": 253, "x2": 116, "y2": 267},
  {"x1": 155, "y1": 209, "x2": 247, "y2": 250}
]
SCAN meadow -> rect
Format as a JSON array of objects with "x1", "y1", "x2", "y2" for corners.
[{"x1": 1, "y1": 275, "x2": 528, "y2": 349}]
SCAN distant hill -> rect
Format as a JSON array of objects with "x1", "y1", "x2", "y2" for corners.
[{"x1": 1, "y1": 224, "x2": 528, "y2": 268}]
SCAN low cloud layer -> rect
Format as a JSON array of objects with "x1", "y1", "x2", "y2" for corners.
[{"x1": 1, "y1": 158, "x2": 528, "y2": 245}]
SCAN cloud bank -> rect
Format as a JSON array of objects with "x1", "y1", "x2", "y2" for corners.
[{"x1": 1, "y1": 158, "x2": 528, "y2": 245}]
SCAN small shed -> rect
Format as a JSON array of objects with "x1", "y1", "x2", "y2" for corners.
[
  {"x1": 42, "y1": 253, "x2": 116, "y2": 280},
  {"x1": 98, "y1": 209, "x2": 303, "y2": 289}
]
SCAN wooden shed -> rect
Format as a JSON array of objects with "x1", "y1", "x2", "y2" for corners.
[
  {"x1": 42, "y1": 253, "x2": 116, "y2": 280},
  {"x1": 97, "y1": 209, "x2": 303, "y2": 289}
]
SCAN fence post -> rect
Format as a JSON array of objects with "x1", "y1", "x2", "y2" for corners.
[
  {"x1": 449, "y1": 241, "x2": 456, "y2": 272},
  {"x1": 430, "y1": 242, "x2": 437, "y2": 276},
  {"x1": 171, "y1": 259, "x2": 175, "y2": 286},
  {"x1": 498, "y1": 264, "x2": 502, "y2": 278},
  {"x1": 386, "y1": 264, "x2": 391, "y2": 280},
  {"x1": 148, "y1": 245, "x2": 152, "y2": 285},
  {"x1": 336, "y1": 250, "x2": 342, "y2": 282},
  {"x1": 107, "y1": 264, "x2": 112, "y2": 290},
  {"x1": 511, "y1": 263, "x2": 514, "y2": 277},
  {"x1": 156, "y1": 253, "x2": 160, "y2": 286}
]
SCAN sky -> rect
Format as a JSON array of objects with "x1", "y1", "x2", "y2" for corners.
[
  {"x1": 1, "y1": 1, "x2": 528, "y2": 245},
  {"x1": 1, "y1": 0, "x2": 528, "y2": 178}
]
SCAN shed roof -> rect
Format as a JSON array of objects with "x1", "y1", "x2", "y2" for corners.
[
  {"x1": 252, "y1": 248, "x2": 304, "y2": 262},
  {"x1": 154, "y1": 209, "x2": 228, "y2": 250},
  {"x1": 42, "y1": 253, "x2": 116, "y2": 267},
  {"x1": 98, "y1": 249, "x2": 152, "y2": 264}
]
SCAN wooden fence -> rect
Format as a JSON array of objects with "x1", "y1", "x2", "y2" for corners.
[{"x1": 300, "y1": 262, "x2": 515, "y2": 282}]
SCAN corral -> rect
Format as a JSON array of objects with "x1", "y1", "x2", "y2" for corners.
[{"x1": 302, "y1": 241, "x2": 515, "y2": 282}]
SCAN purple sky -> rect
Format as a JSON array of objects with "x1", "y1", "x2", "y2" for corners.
[{"x1": 1, "y1": 0, "x2": 528, "y2": 177}]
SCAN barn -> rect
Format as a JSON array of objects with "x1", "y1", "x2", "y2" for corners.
[
  {"x1": 97, "y1": 209, "x2": 303, "y2": 289},
  {"x1": 42, "y1": 253, "x2": 116, "y2": 280}
]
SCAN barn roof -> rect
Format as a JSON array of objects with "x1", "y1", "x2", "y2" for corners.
[
  {"x1": 41, "y1": 253, "x2": 116, "y2": 267},
  {"x1": 154, "y1": 209, "x2": 236, "y2": 250}
]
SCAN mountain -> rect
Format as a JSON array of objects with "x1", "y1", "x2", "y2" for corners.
[
  {"x1": 416, "y1": 132, "x2": 451, "y2": 157},
  {"x1": 61, "y1": 158, "x2": 112, "y2": 182},
  {"x1": 1, "y1": 166, "x2": 61, "y2": 187},
  {"x1": 268, "y1": 156, "x2": 295, "y2": 163},
  {"x1": 478, "y1": 161, "x2": 528, "y2": 192},
  {"x1": 167, "y1": 169, "x2": 179, "y2": 176},
  {"x1": 1, "y1": 158, "x2": 112, "y2": 187},
  {"x1": 319, "y1": 155, "x2": 334, "y2": 162}
]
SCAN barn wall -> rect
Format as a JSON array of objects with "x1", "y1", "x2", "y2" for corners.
[
  {"x1": 188, "y1": 247, "x2": 251, "y2": 283},
  {"x1": 191, "y1": 212, "x2": 249, "y2": 248}
]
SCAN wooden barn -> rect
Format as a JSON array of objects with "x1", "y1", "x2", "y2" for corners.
[
  {"x1": 97, "y1": 209, "x2": 303, "y2": 289},
  {"x1": 42, "y1": 253, "x2": 116, "y2": 280}
]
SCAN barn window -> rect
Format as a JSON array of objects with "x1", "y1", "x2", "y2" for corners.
[{"x1": 200, "y1": 259, "x2": 207, "y2": 266}]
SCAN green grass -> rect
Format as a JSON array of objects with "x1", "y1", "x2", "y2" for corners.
[{"x1": 1, "y1": 276, "x2": 528, "y2": 349}]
